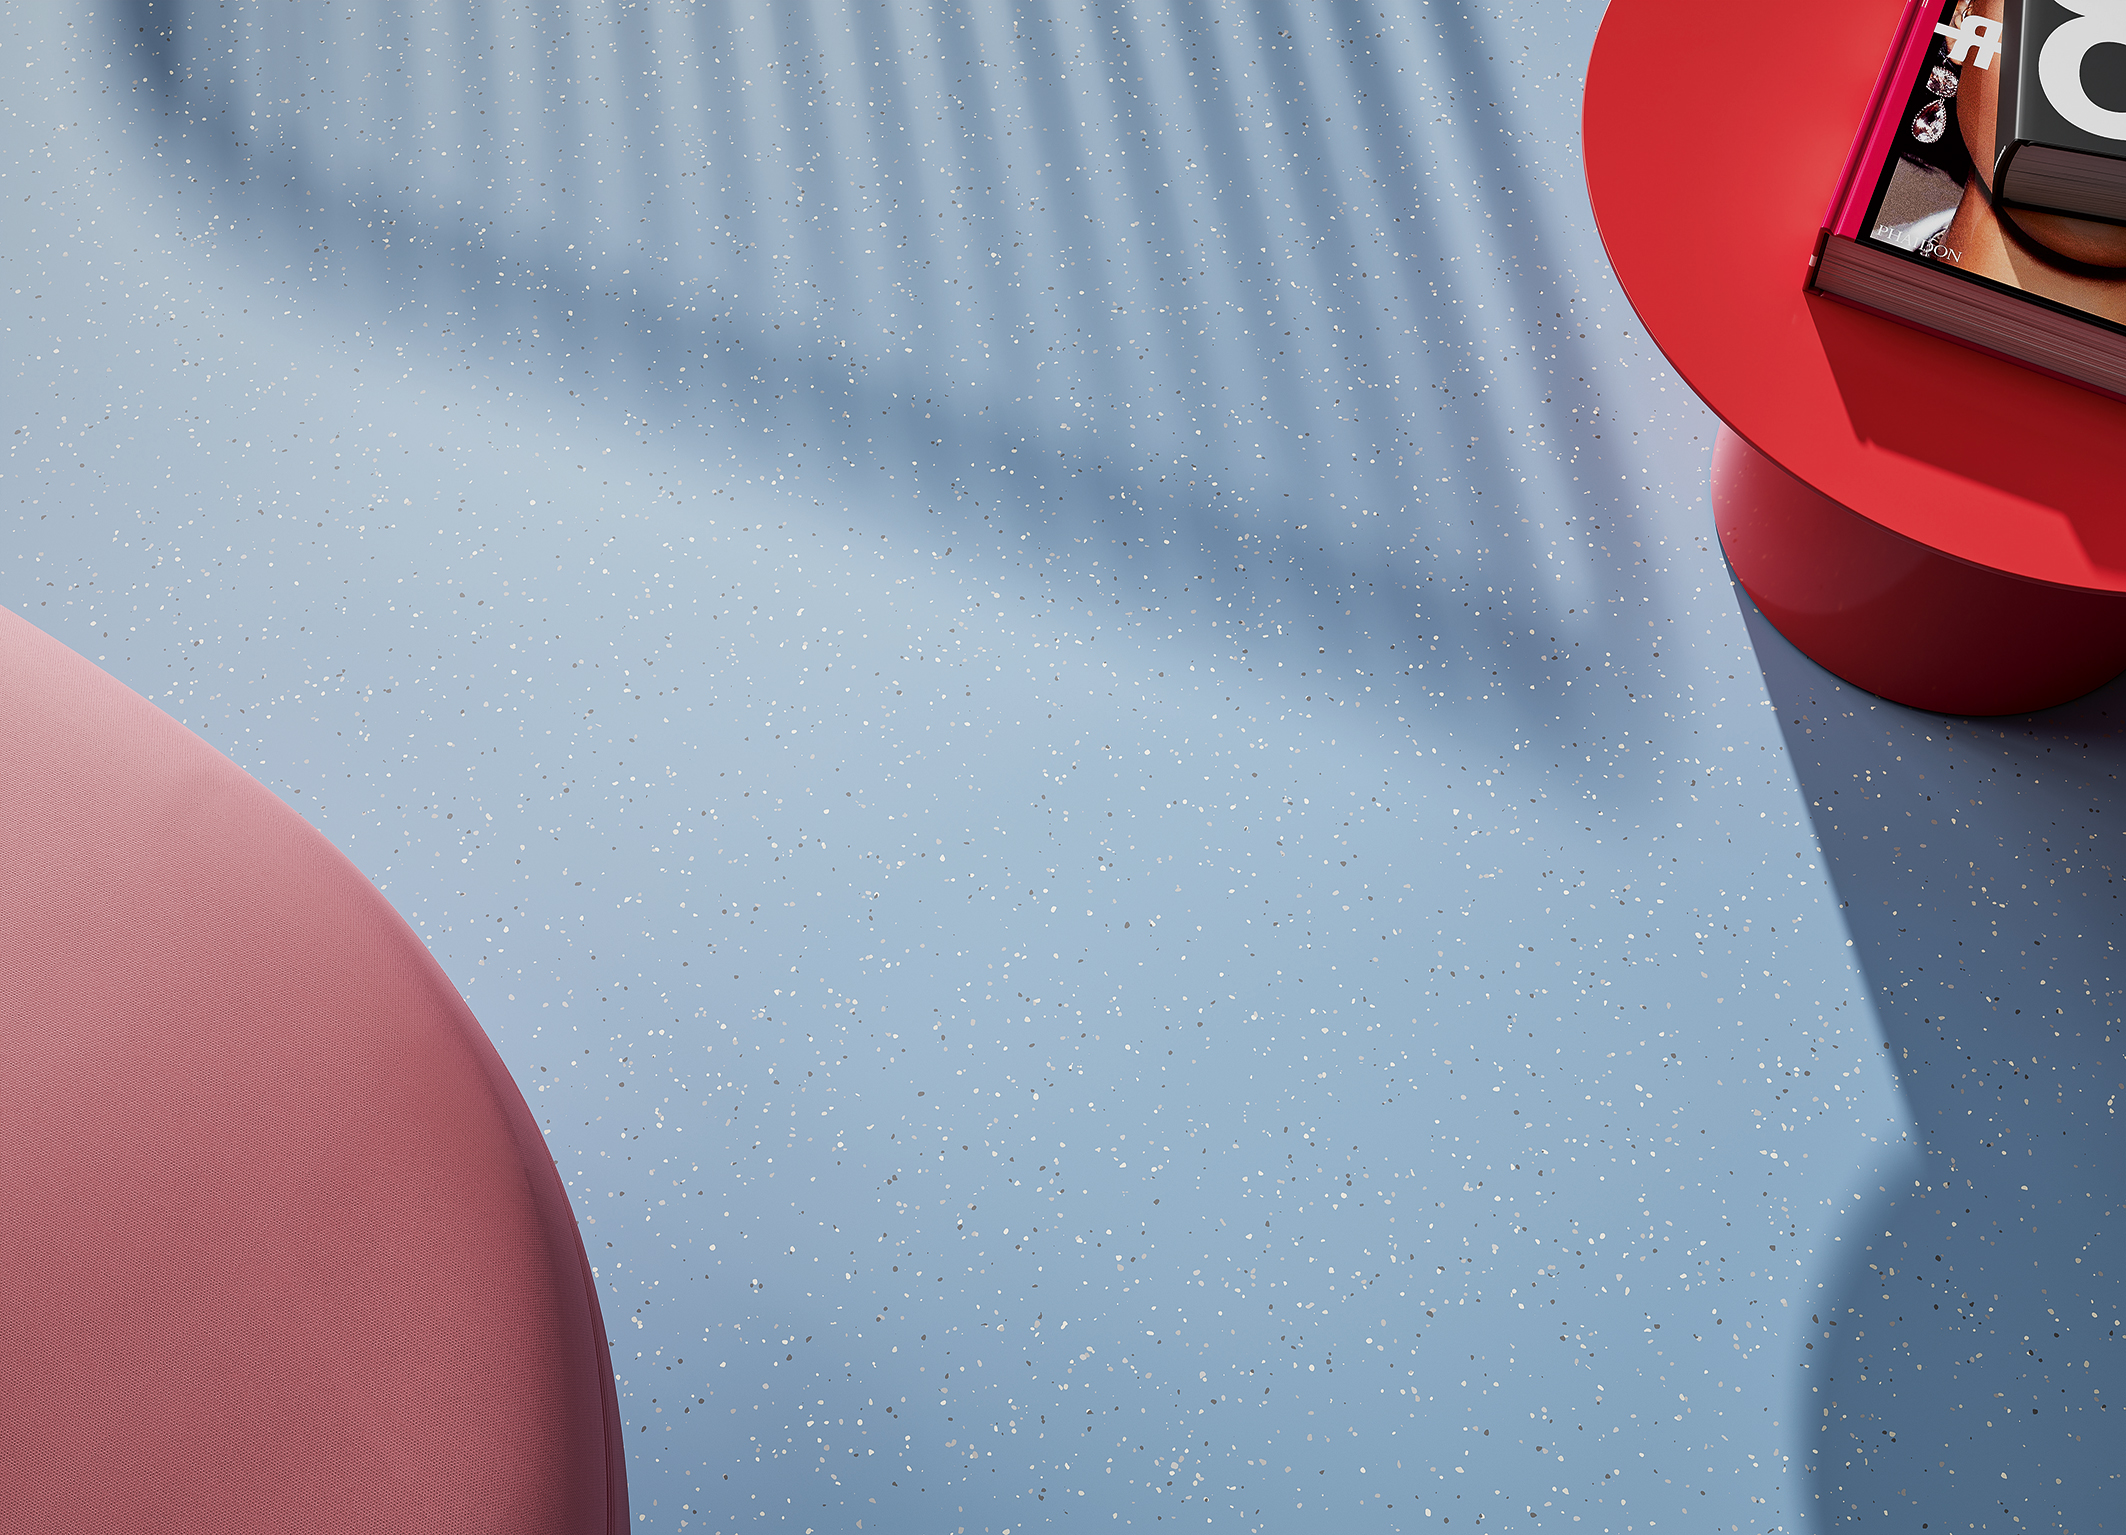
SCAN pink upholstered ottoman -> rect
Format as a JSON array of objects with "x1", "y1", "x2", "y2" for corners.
[{"x1": 0, "y1": 606, "x2": 627, "y2": 1532}]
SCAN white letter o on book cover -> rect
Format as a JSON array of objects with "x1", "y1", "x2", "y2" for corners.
[{"x1": 2040, "y1": 0, "x2": 2126, "y2": 140}]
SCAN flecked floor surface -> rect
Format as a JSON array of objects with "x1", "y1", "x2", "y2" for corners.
[{"x1": 4, "y1": 0, "x2": 2119, "y2": 1529}]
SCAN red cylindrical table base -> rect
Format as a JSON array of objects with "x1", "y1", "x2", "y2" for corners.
[
  {"x1": 1587, "y1": 0, "x2": 2126, "y2": 717},
  {"x1": 1712, "y1": 428, "x2": 2126, "y2": 716}
]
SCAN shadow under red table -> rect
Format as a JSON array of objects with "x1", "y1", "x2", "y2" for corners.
[{"x1": 1584, "y1": 0, "x2": 2126, "y2": 716}]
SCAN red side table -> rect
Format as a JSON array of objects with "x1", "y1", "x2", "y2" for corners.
[{"x1": 1585, "y1": 0, "x2": 2126, "y2": 716}]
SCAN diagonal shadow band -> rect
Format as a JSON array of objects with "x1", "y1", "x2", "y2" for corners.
[
  {"x1": 99, "y1": 0, "x2": 1667, "y2": 712},
  {"x1": 1733, "y1": 580, "x2": 2126, "y2": 1531}
]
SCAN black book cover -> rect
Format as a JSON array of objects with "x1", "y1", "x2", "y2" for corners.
[{"x1": 1995, "y1": 0, "x2": 2126, "y2": 217}]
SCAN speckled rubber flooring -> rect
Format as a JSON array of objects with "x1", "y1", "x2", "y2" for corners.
[{"x1": 5, "y1": 0, "x2": 2120, "y2": 1529}]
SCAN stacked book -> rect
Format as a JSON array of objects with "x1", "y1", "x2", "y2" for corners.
[{"x1": 1810, "y1": 0, "x2": 2126, "y2": 398}]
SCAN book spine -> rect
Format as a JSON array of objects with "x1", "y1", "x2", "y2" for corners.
[{"x1": 1824, "y1": 0, "x2": 1935, "y2": 241}]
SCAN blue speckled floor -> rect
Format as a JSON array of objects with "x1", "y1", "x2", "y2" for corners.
[{"x1": 5, "y1": 0, "x2": 2118, "y2": 1529}]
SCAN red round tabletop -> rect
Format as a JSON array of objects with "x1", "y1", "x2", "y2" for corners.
[{"x1": 1585, "y1": 0, "x2": 2126, "y2": 714}]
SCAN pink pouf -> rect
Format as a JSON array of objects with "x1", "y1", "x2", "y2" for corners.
[{"x1": 0, "y1": 605, "x2": 627, "y2": 1532}]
